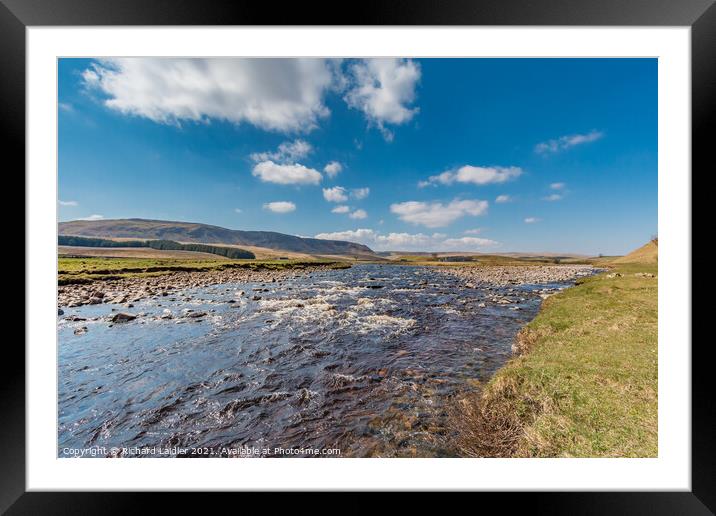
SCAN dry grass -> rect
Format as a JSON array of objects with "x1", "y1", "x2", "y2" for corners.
[
  {"x1": 58, "y1": 245, "x2": 230, "y2": 260},
  {"x1": 611, "y1": 240, "x2": 658, "y2": 265},
  {"x1": 205, "y1": 244, "x2": 314, "y2": 261},
  {"x1": 451, "y1": 260, "x2": 658, "y2": 458}
]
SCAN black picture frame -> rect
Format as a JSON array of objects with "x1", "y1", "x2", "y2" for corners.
[{"x1": 4, "y1": 0, "x2": 710, "y2": 511}]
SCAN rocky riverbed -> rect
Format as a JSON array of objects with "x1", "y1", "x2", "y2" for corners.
[
  {"x1": 436, "y1": 264, "x2": 598, "y2": 288},
  {"x1": 58, "y1": 264, "x2": 337, "y2": 309}
]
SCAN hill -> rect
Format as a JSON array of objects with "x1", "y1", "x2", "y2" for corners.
[
  {"x1": 58, "y1": 218, "x2": 376, "y2": 258},
  {"x1": 612, "y1": 239, "x2": 658, "y2": 264}
]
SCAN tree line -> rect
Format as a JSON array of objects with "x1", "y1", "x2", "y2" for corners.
[{"x1": 58, "y1": 235, "x2": 255, "y2": 259}]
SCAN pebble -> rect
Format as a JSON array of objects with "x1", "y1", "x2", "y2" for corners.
[
  {"x1": 439, "y1": 264, "x2": 597, "y2": 287},
  {"x1": 58, "y1": 265, "x2": 332, "y2": 308}
]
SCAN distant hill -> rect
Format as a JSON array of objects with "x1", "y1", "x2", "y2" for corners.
[
  {"x1": 58, "y1": 218, "x2": 376, "y2": 257},
  {"x1": 612, "y1": 239, "x2": 658, "y2": 264}
]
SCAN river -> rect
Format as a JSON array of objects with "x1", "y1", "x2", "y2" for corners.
[{"x1": 58, "y1": 264, "x2": 574, "y2": 457}]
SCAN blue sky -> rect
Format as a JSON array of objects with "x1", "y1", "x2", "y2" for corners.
[{"x1": 58, "y1": 58, "x2": 657, "y2": 255}]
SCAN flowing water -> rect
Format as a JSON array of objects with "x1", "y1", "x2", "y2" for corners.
[{"x1": 58, "y1": 264, "x2": 574, "y2": 458}]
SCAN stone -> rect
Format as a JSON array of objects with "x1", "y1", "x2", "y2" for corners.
[{"x1": 111, "y1": 312, "x2": 137, "y2": 323}]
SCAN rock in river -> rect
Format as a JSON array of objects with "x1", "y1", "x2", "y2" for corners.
[{"x1": 111, "y1": 312, "x2": 137, "y2": 323}]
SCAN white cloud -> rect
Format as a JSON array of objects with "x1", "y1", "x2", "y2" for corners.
[
  {"x1": 250, "y1": 139, "x2": 312, "y2": 163},
  {"x1": 252, "y1": 160, "x2": 322, "y2": 185},
  {"x1": 440, "y1": 237, "x2": 500, "y2": 251},
  {"x1": 543, "y1": 183, "x2": 566, "y2": 201},
  {"x1": 314, "y1": 228, "x2": 499, "y2": 252},
  {"x1": 78, "y1": 214, "x2": 104, "y2": 221},
  {"x1": 58, "y1": 200, "x2": 78, "y2": 206},
  {"x1": 344, "y1": 58, "x2": 421, "y2": 140},
  {"x1": 263, "y1": 201, "x2": 296, "y2": 213},
  {"x1": 377, "y1": 232, "x2": 442, "y2": 249},
  {"x1": 495, "y1": 195, "x2": 511, "y2": 204},
  {"x1": 82, "y1": 58, "x2": 335, "y2": 132},
  {"x1": 351, "y1": 187, "x2": 370, "y2": 200},
  {"x1": 58, "y1": 102, "x2": 74, "y2": 112},
  {"x1": 464, "y1": 228, "x2": 483, "y2": 235},
  {"x1": 331, "y1": 204, "x2": 368, "y2": 219},
  {"x1": 323, "y1": 186, "x2": 348, "y2": 202},
  {"x1": 314, "y1": 229, "x2": 378, "y2": 246},
  {"x1": 419, "y1": 166, "x2": 522, "y2": 187},
  {"x1": 418, "y1": 172, "x2": 452, "y2": 188},
  {"x1": 390, "y1": 198, "x2": 488, "y2": 228},
  {"x1": 524, "y1": 217, "x2": 540, "y2": 224},
  {"x1": 535, "y1": 131, "x2": 603, "y2": 154},
  {"x1": 234, "y1": 208, "x2": 243, "y2": 214},
  {"x1": 324, "y1": 161, "x2": 343, "y2": 178}
]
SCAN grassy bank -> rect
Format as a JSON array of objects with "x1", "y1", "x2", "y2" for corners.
[
  {"x1": 453, "y1": 261, "x2": 658, "y2": 457},
  {"x1": 58, "y1": 256, "x2": 349, "y2": 285}
]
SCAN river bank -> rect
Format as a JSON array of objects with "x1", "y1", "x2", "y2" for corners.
[
  {"x1": 58, "y1": 259, "x2": 346, "y2": 308},
  {"x1": 57, "y1": 258, "x2": 597, "y2": 309},
  {"x1": 451, "y1": 262, "x2": 658, "y2": 457},
  {"x1": 436, "y1": 264, "x2": 597, "y2": 287}
]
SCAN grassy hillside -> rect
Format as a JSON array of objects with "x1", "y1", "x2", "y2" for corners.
[
  {"x1": 612, "y1": 239, "x2": 658, "y2": 264},
  {"x1": 453, "y1": 244, "x2": 658, "y2": 457},
  {"x1": 59, "y1": 243, "x2": 318, "y2": 261},
  {"x1": 58, "y1": 235, "x2": 255, "y2": 259},
  {"x1": 58, "y1": 246, "x2": 231, "y2": 261}
]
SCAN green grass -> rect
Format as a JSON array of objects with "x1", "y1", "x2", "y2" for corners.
[
  {"x1": 58, "y1": 256, "x2": 348, "y2": 285},
  {"x1": 454, "y1": 262, "x2": 658, "y2": 457}
]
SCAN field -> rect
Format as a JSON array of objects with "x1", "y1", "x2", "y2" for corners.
[
  {"x1": 226, "y1": 245, "x2": 315, "y2": 260},
  {"x1": 59, "y1": 242, "x2": 369, "y2": 262},
  {"x1": 453, "y1": 259, "x2": 658, "y2": 457},
  {"x1": 384, "y1": 253, "x2": 586, "y2": 267},
  {"x1": 59, "y1": 245, "x2": 231, "y2": 260},
  {"x1": 58, "y1": 256, "x2": 346, "y2": 285}
]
